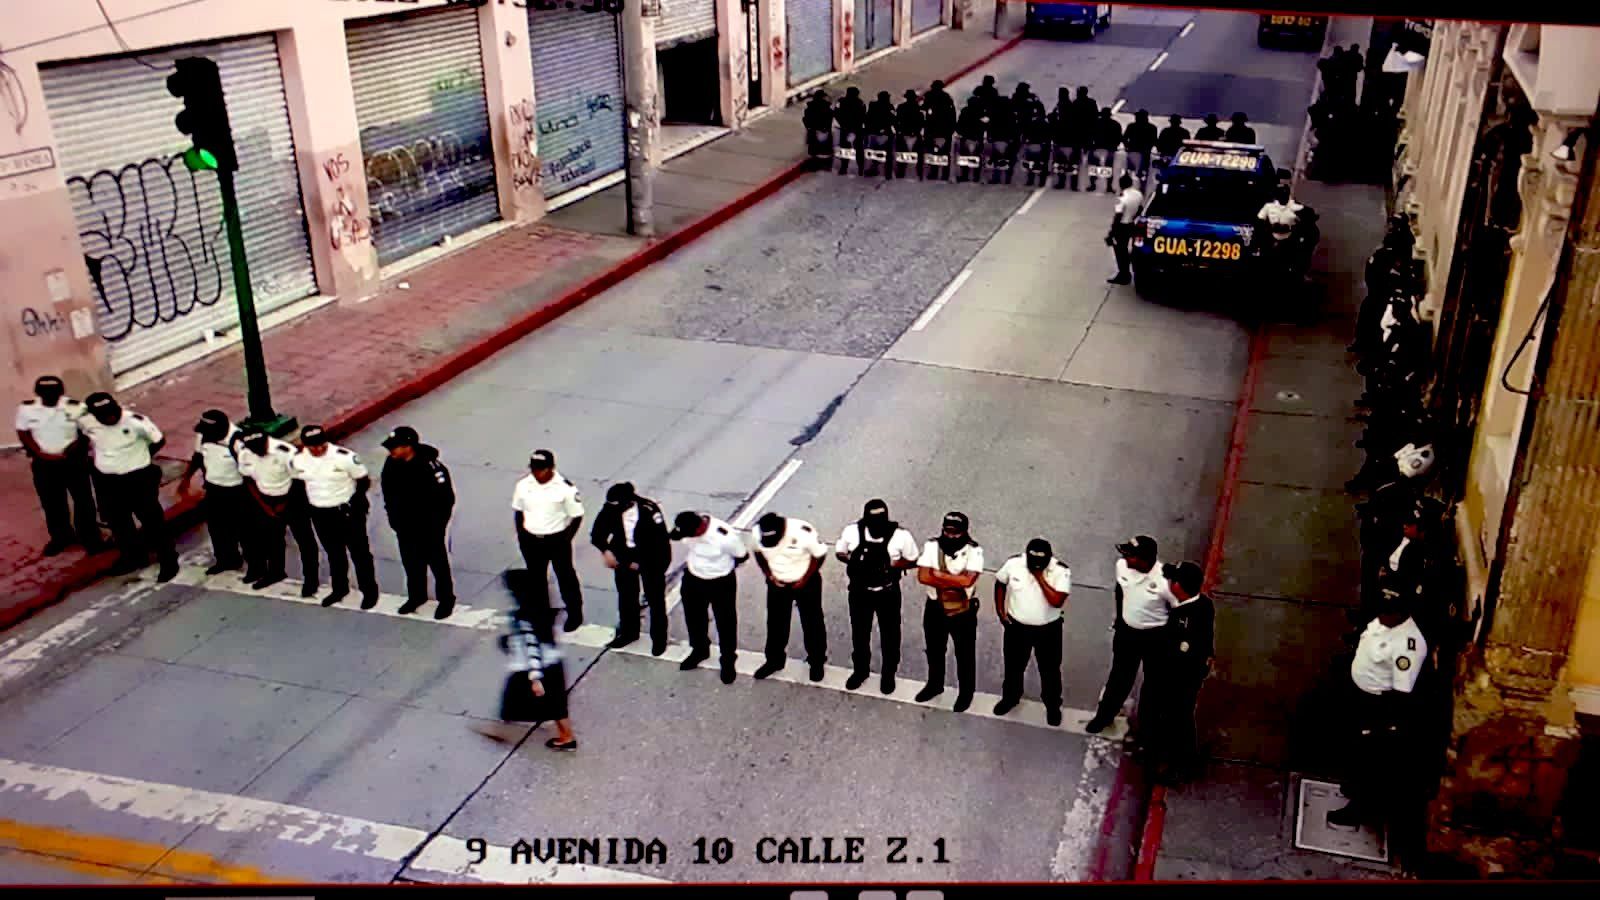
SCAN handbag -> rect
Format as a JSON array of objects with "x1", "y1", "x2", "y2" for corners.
[{"x1": 936, "y1": 547, "x2": 975, "y2": 617}]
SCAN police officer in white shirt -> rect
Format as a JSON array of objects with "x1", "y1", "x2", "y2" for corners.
[
  {"x1": 1327, "y1": 588, "x2": 1428, "y2": 828},
  {"x1": 291, "y1": 425, "x2": 379, "y2": 609},
  {"x1": 1086, "y1": 534, "x2": 1172, "y2": 733},
  {"x1": 79, "y1": 392, "x2": 177, "y2": 581},
  {"x1": 1106, "y1": 174, "x2": 1145, "y2": 285},
  {"x1": 15, "y1": 375, "x2": 104, "y2": 555},
  {"x1": 510, "y1": 449, "x2": 585, "y2": 631},
  {"x1": 670, "y1": 510, "x2": 750, "y2": 684},
  {"x1": 835, "y1": 498, "x2": 920, "y2": 695},
  {"x1": 178, "y1": 410, "x2": 248, "y2": 578},
  {"x1": 752, "y1": 512, "x2": 830, "y2": 682},
  {"x1": 915, "y1": 511, "x2": 985, "y2": 712},
  {"x1": 236, "y1": 426, "x2": 319, "y2": 595},
  {"x1": 994, "y1": 538, "x2": 1071, "y2": 725}
]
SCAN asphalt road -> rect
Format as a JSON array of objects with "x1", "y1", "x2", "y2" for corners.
[{"x1": 0, "y1": 9, "x2": 1328, "y2": 887}]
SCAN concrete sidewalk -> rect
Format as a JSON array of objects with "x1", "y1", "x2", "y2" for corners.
[{"x1": 0, "y1": 24, "x2": 1025, "y2": 632}]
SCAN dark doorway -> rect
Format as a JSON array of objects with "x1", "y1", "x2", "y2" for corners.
[{"x1": 659, "y1": 36, "x2": 722, "y2": 126}]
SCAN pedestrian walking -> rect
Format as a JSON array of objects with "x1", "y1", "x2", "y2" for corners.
[
  {"x1": 993, "y1": 538, "x2": 1070, "y2": 726},
  {"x1": 752, "y1": 511, "x2": 830, "y2": 681},
  {"x1": 292, "y1": 425, "x2": 380, "y2": 609},
  {"x1": 1085, "y1": 535, "x2": 1172, "y2": 733},
  {"x1": 235, "y1": 426, "x2": 319, "y2": 594},
  {"x1": 178, "y1": 410, "x2": 248, "y2": 577},
  {"x1": 590, "y1": 482, "x2": 671, "y2": 654},
  {"x1": 1146, "y1": 561, "x2": 1214, "y2": 783},
  {"x1": 1106, "y1": 173, "x2": 1145, "y2": 285},
  {"x1": 835, "y1": 498, "x2": 920, "y2": 694},
  {"x1": 914, "y1": 511, "x2": 984, "y2": 712},
  {"x1": 380, "y1": 426, "x2": 456, "y2": 619},
  {"x1": 1326, "y1": 588, "x2": 1428, "y2": 828},
  {"x1": 510, "y1": 449, "x2": 585, "y2": 630},
  {"x1": 670, "y1": 510, "x2": 749, "y2": 684},
  {"x1": 80, "y1": 392, "x2": 177, "y2": 581},
  {"x1": 15, "y1": 375, "x2": 104, "y2": 556},
  {"x1": 478, "y1": 569, "x2": 577, "y2": 751}
]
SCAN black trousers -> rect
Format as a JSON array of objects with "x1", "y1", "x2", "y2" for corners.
[
  {"x1": 1002, "y1": 618, "x2": 1064, "y2": 710},
  {"x1": 614, "y1": 560, "x2": 668, "y2": 644},
  {"x1": 1112, "y1": 233, "x2": 1133, "y2": 277},
  {"x1": 682, "y1": 571, "x2": 738, "y2": 668},
  {"x1": 923, "y1": 598, "x2": 978, "y2": 696},
  {"x1": 308, "y1": 498, "x2": 378, "y2": 596},
  {"x1": 251, "y1": 487, "x2": 319, "y2": 582},
  {"x1": 202, "y1": 483, "x2": 248, "y2": 568},
  {"x1": 516, "y1": 530, "x2": 583, "y2": 620},
  {"x1": 396, "y1": 524, "x2": 454, "y2": 604},
  {"x1": 1339, "y1": 680, "x2": 1404, "y2": 807},
  {"x1": 1145, "y1": 661, "x2": 1208, "y2": 768},
  {"x1": 765, "y1": 576, "x2": 827, "y2": 667},
  {"x1": 32, "y1": 453, "x2": 99, "y2": 546},
  {"x1": 1093, "y1": 622, "x2": 1164, "y2": 722},
  {"x1": 1088, "y1": 147, "x2": 1117, "y2": 191},
  {"x1": 848, "y1": 582, "x2": 902, "y2": 676},
  {"x1": 95, "y1": 465, "x2": 175, "y2": 568}
]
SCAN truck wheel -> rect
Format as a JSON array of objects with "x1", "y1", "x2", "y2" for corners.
[{"x1": 1133, "y1": 265, "x2": 1161, "y2": 298}]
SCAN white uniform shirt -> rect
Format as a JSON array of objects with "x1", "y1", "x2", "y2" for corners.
[
  {"x1": 621, "y1": 505, "x2": 639, "y2": 549},
  {"x1": 755, "y1": 518, "x2": 828, "y2": 584},
  {"x1": 291, "y1": 445, "x2": 368, "y2": 508},
  {"x1": 1115, "y1": 187, "x2": 1145, "y2": 222},
  {"x1": 996, "y1": 555, "x2": 1072, "y2": 625},
  {"x1": 80, "y1": 411, "x2": 163, "y2": 476},
  {"x1": 511, "y1": 471, "x2": 584, "y2": 536},
  {"x1": 1388, "y1": 537, "x2": 1411, "y2": 572},
  {"x1": 236, "y1": 437, "x2": 298, "y2": 497},
  {"x1": 1118, "y1": 557, "x2": 1172, "y2": 629},
  {"x1": 1258, "y1": 199, "x2": 1304, "y2": 230},
  {"x1": 835, "y1": 523, "x2": 920, "y2": 566},
  {"x1": 683, "y1": 516, "x2": 749, "y2": 580},
  {"x1": 917, "y1": 540, "x2": 985, "y2": 600},
  {"x1": 195, "y1": 426, "x2": 244, "y2": 487},
  {"x1": 15, "y1": 398, "x2": 85, "y2": 455},
  {"x1": 1351, "y1": 616, "x2": 1427, "y2": 695}
]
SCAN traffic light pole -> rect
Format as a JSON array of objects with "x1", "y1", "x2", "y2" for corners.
[{"x1": 216, "y1": 167, "x2": 295, "y2": 437}]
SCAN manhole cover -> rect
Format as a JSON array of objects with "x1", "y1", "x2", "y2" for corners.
[
  {"x1": 1277, "y1": 390, "x2": 1302, "y2": 402},
  {"x1": 1294, "y1": 777, "x2": 1389, "y2": 863}
]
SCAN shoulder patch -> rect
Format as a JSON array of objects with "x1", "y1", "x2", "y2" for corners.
[
  {"x1": 335, "y1": 447, "x2": 352, "y2": 456},
  {"x1": 1407, "y1": 637, "x2": 1416, "y2": 650},
  {"x1": 563, "y1": 478, "x2": 574, "y2": 487},
  {"x1": 799, "y1": 523, "x2": 814, "y2": 533},
  {"x1": 21, "y1": 398, "x2": 36, "y2": 406},
  {"x1": 130, "y1": 412, "x2": 148, "y2": 422},
  {"x1": 1395, "y1": 656, "x2": 1411, "y2": 671}
]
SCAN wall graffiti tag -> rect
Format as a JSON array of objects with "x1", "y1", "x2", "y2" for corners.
[
  {"x1": 356, "y1": 111, "x2": 497, "y2": 264},
  {"x1": 771, "y1": 35, "x2": 785, "y2": 73},
  {"x1": 323, "y1": 151, "x2": 371, "y2": 251},
  {"x1": 842, "y1": 11, "x2": 855, "y2": 66},
  {"x1": 509, "y1": 98, "x2": 540, "y2": 191},
  {"x1": 64, "y1": 155, "x2": 226, "y2": 343},
  {"x1": 21, "y1": 307, "x2": 66, "y2": 338}
]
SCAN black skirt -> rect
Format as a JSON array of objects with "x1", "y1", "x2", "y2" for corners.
[{"x1": 499, "y1": 665, "x2": 569, "y2": 723}]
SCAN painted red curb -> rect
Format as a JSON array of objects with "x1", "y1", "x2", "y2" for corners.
[{"x1": 0, "y1": 36, "x2": 1029, "y2": 637}]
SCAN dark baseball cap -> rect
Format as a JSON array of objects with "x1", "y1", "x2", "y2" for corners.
[
  {"x1": 942, "y1": 511, "x2": 969, "y2": 533},
  {"x1": 1116, "y1": 535, "x2": 1158, "y2": 559},
  {"x1": 382, "y1": 426, "x2": 419, "y2": 449},
  {"x1": 757, "y1": 512, "x2": 786, "y2": 543},
  {"x1": 194, "y1": 409, "x2": 228, "y2": 432},
  {"x1": 1162, "y1": 561, "x2": 1204, "y2": 595},
  {"x1": 605, "y1": 482, "x2": 636, "y2": 506},
  {"x1": 33, "y1": 375, "x2": 63, "y2": 391},
  {"x1": 300, "y1": 425, "x2": 328, "y2": 445},
  {"x1": 1026, "y1": 538, "x2": 1052, "y2": 563},
  {"x1": 670, "y1": 511, "x2": 705, "y2": 539},
  {"x1": 84, "y1": 392, "x2": 116, "y2": 411},
  {"x1": 529, "y1": 449, "x2": 555, "y2": 470}
]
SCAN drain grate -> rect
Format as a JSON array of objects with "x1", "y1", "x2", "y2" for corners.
[{"x1": 1293, "y1": 777, "x2": 1390, "y2": 863}]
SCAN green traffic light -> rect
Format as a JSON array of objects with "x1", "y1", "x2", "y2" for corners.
[{"x1": 182, "y1": 147, "x2": 219, "y2": 171}]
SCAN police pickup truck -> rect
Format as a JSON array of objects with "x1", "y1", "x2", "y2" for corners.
[
  {"x1": 1025, "y1": 4, "x2": 1111, "y2": 39},
  {"x1": 1130, "y1": 141, "x2": 1287, "y2": 293}
]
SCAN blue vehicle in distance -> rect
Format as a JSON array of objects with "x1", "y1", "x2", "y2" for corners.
[
  {"x1": 1130, "y1": 140, "x2": 1295, "y2": 295},
  {"x1": 1024, "y1": 3, "x2": 1112, "y2": 39}
]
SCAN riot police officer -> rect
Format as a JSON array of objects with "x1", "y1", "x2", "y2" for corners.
[
  {"x1": 1049, "y1": 87, "x2": 1081, "y2": 190},
  {"x1": 1089, "y1": 107, "x2": 1124, "y2": 193},
  {"x1": 985, "y1": 93, "x2": 1019, "y2": 185},
  {"x1": 292, "y1": 425, "x2": 380, "y2": 609},
  {"x1": 955, "y1": 96, "x2": 988, "y2": 183},
  {"x1": 178, "y1": 409, "x2": 247, "y2": 577},
  {"x1": 1069, "y1": 85, "x2": 1099, "y2": 137},
  {"x1": 835, "y1": 86, "x2": 867, "y2": 175},
  {"x1": 803, "y1": 90, "x2": 834, "y2": 168},
  {"x1": 1225, "y1": 111, "x2": 1256, "y2": 143},
  {"x1": 381, "y1": 426, "x2": 456, "y2": 619},
  {"x1": 15, "y1": 375, "x2": 103, "y2": 556},
  {"x1": 1156, "y1": 114, "x2": 1190, "y2": 164},
  {"x1": 1015, "y1": 84, "x2": 1051, "y2": 187},
  {"x1": 1195, "y1": 113, "x2": 1224, "y2": 141},
  {"x1": 1122, "y1": 109, "x2": 1159, "y2": 183},
  {"x1": 863, "y1": 90, "x2": 897, "y2": 178},
  {"x1": 972, "y1": 74, "x2": 1001, "y2": 116},
  {"x1": 894, "y1": 89, "x2": 925, "y2": 179},
  {"x1": 80, "y1": 393, "x2": 177, "y2": 581},
  {"x1": 923, "y1": 80, "x2": 958, "y2": 181}
]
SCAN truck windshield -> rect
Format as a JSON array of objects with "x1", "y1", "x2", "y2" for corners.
[{"x1": 1144, "y1": 173, "x2": 1265, "y2": 224}]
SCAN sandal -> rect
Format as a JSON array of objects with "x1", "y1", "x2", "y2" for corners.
[{"x1": 545, "y1": 737, "x2": 578, "y2": 752}]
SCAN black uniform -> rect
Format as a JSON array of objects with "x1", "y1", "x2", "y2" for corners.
[
  {"x1": 1089, "y1": 110, "x2": 1123, "y2": 192},
  {"x1": 986, "y1": 99, "x2": 1018, "y2": 184},
  {"x1": 895, "y1": 91, "x2": 925, "y2": 178},
  {"x1": 803, "y1": 93, "x2": 834, "y2": 165},
  {"x1": 923, "y1": 82, "x2": 957, "y2": 180},
  {"x1": 1147, "y1": 563, "x2": 1215, "y2": 778},
  {"x1": 835, "y1": 88, "x2": 868, "y2": 173},
  {"x1": 1156, "y1": 118, "x2": 1190, "y2": 161},
  {"x1": 589, "y1": 484, "x2": 671, "y2": 653},
  {"x1": 1224, "y1": 114, "x2": 1257, "y2": 144},
  {"x1": 1195, "y1": 116, "x2": 1224, "y2": 141},
  {"x1": 1123, "y1": 111, "x2": 1159, "y2": 180},
  {"x1": 381, "y1": 437, "x2": 456, "y2": 617},
  {"x1": 864, "y1": 92, "x2": 897, "y2": 177},
  {"x1": 955, "y1": 98, "x2": 987, "y2": 182}
]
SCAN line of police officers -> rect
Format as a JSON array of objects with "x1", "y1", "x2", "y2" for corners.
[{"x1": 805, "y1": 75, "x2": 1257, "y2": 191}]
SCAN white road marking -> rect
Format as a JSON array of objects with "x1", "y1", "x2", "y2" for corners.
[
  {"x1": 911, "y1": 268, "x2": 973, "y2": 332},
  {"x1": 729, "y1": 458, "x2": 804, "y2": 531},
  {"x1": 1050, "y1": 736, "x2": 1119, "y2": 880},
  {"x1": 0, "y1": 580, "x2": 161, "y2": 690},
  {"x1": 135, "y1": 565, "x2": 1129, "y2": 738},
  {"x1": 0, "y1": 758, "x2": 661, "y2": 883},
  {"x1": 1015, "y1": 188, "x2": 1045, "y2": 217},
  {"x1": 1110, "y1": 98, "x2": 1126, "y2": 115},
  {"x1": 1149, "y1": 52, "x2": 1168, "y2": 72},
  {"x1": 1179, "y1": 20, "x2": 1195, "y2": 38}
]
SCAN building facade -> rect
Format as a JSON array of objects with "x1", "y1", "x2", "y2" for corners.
[
  {"x1": 1391, "y1": 18, "x2": 1600, "y2": 874},
  {"x1": 0, "y1": 0, "x2": 958, "y2": 417}
]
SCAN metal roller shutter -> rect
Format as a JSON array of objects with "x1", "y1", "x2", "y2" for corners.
[
  {"x1": 913, "y1": 0, "x2": 942, "y2": 33},
  {"x1": 787, "y1": 0, "x2": 834, "y2": 86},
  {"x1": 855, "y1": 0, "x2": 893, "y2": 54},
  {"x1": 658, "y1": 0, "x2": 717, "y2": 48},
  {"x1": 41, "y1": 35, "x2": 316, "y2": 376},
  {"x1": 529, "y1": 9, "x2": 626, "y2": 198},
  {"x1": 347, "y1": 7, "x2": 499, "y2": 268}
]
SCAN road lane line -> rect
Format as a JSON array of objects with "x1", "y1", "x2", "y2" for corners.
[
  {"x1": 1179, "y1": 20, "x2": 1194, "y2": 38},
  {"x1": 729, "y1": 458, "x2": 804, "y2": 530},
  {"x1": 1110, "y1": 98, "x2": 1126, "y2": 115},
  {"x1": 1148, "y1": 52, "x2": 1168, "y2": 72},
  {"x1": 1015, "y1": 188, "x2": 1045, "y2": 217},
  {"x1": 1051, "y1": 737, "x2": 1119, "y2": 880},
  {"x1": 911, "y1": 268, "x2": 973, "y2": 332}
]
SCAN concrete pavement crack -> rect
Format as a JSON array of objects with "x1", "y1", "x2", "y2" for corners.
[{"x1": 832, "y1": 180, "x2": 885, "y2": 261}]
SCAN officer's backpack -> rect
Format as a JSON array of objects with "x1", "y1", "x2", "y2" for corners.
[{"x1": 848, "y1": 523, "x2": 897, "y2": 588}]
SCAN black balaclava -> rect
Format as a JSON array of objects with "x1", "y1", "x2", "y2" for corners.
[
  {"x1": 241, "y1": 428, "x2": 269, "y2": 456},
  {"x1": 861, "y1": 498, "x2": 895, "y2": 540},
  {"x1": 85, "y1": 392, "x2": 121, "y2": 426},
  {"x1": 1026, "y1": 538, "x2": 1052, "y2": 572},
  {"x1": 938, "y1": 511, "x2": 972, "y2": 556},
  {"x1": 758, "y1": 511, "x2": 786, "y2": 548},
  {"x1": 195, "y1": 409, "x2": 229, "y2": 444},
  {"x1": 34, "y1": 375, "x2": 65, "y2": 406}
]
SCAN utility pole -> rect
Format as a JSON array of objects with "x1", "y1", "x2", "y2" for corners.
[
  {"x1": 620, "y1": 2, "x2": 659, "y2": 236},
  {"x1": 167, "y1": 56, "x2": 295, "y2": 436}
]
